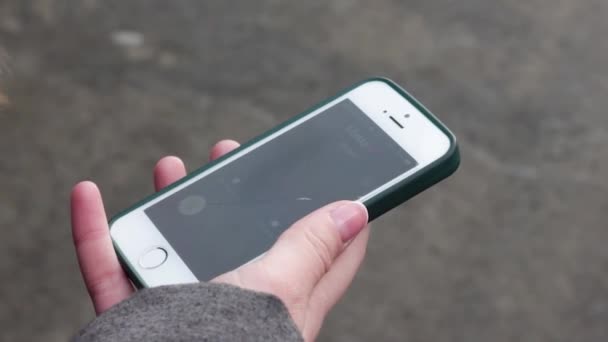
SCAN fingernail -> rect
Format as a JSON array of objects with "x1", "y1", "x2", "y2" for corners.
[{"x1": 330, "y1": 202, "x2": 368, "y2": 242}]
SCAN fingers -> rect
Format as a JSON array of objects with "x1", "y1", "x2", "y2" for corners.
[
  {"x1": 154, "y1": 140, "x2": 240, "y2": 191},
  {"x1": 260, "y1": 201, "x2": 368, "y2": 296},
  {"x1": 154, "y1": 156, "x2": 187, "y2": 191},
  {"x1": 71, "y1": 181, "x2": 133, "y2": 314},
  {"x1": 209, "y1": 139, "x2": 240, "y2": 161},
  {"x1": 73, "y1": 140, "x2": 240, "y2": 316}
]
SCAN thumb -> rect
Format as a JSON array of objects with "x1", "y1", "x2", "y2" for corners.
[{"x1": 260, "y1": 201, "x2": 368, "y2": 295}]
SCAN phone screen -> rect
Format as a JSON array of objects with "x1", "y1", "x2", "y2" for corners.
[{"x1": 145, "y1": 99, "x2": 417, "y2": 280}]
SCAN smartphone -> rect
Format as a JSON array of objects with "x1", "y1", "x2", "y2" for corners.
[{"x1": 110, "y1": 78, "x2": 460, "y2": 288}]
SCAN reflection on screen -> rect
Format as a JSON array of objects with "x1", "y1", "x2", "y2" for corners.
[{"x1": 145, "y1": 100, "x2": 417, "y2": 280}]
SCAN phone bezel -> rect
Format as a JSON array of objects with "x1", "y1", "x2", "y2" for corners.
[{"x1": 110, "y1": 79, "x2": 453, "y2": 288}]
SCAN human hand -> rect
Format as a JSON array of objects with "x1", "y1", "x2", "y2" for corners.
[{"x1": 71, "y1": 140, "x2": 370, "y2": 341}]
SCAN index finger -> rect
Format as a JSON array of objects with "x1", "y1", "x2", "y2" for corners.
[{"x1": 71, "y1": 181, "x2": 133, "y2": 314}]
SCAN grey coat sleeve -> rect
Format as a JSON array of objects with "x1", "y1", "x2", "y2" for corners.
[{"x1": 73, "y1": 283, "x2": 303, "y2": 342}]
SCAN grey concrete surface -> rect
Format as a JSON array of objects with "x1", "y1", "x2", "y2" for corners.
[{"x1": 1, "y1": 0, "x2": 608, "y2": 341}]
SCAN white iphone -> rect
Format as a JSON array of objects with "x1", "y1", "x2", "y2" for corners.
[{"x1": 110, "y1": 78, "x2": 460, "y2": 288}]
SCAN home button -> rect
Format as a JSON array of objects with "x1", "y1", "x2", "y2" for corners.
[{"x1": 139, "y1": 247, "x2": 168, "y2": 269}]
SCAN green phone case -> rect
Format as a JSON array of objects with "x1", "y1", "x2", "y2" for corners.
[{"x1": 110, "y1": 77, "x2": 460, "y2": 288}]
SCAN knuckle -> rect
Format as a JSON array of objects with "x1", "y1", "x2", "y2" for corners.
[
  {"x1": 302, "y1": 225, "x2": 336, "y2": 274},
  {"x1": 72, "y1": 227, "x2": 108, "y2": 247}
]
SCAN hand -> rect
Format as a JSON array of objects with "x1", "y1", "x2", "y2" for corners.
[{"x1": 71, "y1": 140, "x2": 370, "y2": 341}]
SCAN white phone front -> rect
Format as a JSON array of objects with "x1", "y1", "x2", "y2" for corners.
[{"x1": 110, "y1": 79, "x2": 456, "y2": 288}]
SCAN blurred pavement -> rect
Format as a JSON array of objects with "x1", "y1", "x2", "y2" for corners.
[{"x1": 1, "y1": 1, "x2": 608, "y2": 341}]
